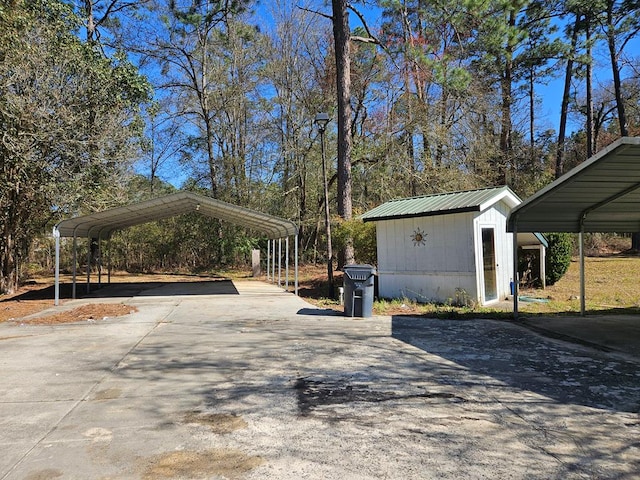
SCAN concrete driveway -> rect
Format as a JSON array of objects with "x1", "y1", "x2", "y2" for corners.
[{"x1": 1, "y1": 280, "x2": 639, "y2": 479}]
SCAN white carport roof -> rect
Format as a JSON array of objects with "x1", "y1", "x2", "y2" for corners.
[
  {"x1": 54, "y1": 191, "x2": 298, "y2": 239},
  {"x1": 53, "y1": 192, "x2": 299, "y2": 305},
  {"x1": 506, "y1": 136, "x2": 640, "y2": 318},
  {"x1": 507, "y1": 137, "x2": 640, "y2": 233}
]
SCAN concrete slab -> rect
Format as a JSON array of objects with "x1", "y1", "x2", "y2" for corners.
[
  {"x1": 518, "y1": 314, "x2": 640, "y2": 358},
  {"x1": 1, "y1": 279, "x2": 639, "y2": 479}
]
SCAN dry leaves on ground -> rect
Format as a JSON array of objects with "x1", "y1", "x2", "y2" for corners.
[{"x1": 16, "y1": 303, "x2": 137, "y2": 325}]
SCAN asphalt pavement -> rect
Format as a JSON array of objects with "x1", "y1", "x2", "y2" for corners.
[{"x1": 0, "y1": 279, "x2": 639, "y2": 479}]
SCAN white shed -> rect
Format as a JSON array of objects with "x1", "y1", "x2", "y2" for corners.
[{"x1": 361, "y1": 186, "x2": 546, "y2": 306}]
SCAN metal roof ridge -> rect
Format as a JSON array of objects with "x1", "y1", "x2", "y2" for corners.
[
  {"x1": 54, "y1": 190, "x2": 298, "y2": 239},
  {"x1": 381, "y1": 185, "x2": 509, "y2": 203}
]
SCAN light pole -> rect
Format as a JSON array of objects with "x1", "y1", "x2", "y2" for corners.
[{"x1": 314, "y1": 112, "x2": 334, "y2": 298}]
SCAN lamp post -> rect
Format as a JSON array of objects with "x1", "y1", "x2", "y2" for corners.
[{"x1": 314, "y1": 112, "x2": 334, "y2": 298}]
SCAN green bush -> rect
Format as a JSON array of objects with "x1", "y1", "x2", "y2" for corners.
[
  {"x1": 332, "y1": 219, "x2": 377, "y2": 265},
  {"x1": 545, "y1": 232, "x2": 574, "y2": 285}
]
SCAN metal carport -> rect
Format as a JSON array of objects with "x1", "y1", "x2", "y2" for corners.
[
  {"x1": 507, "y1": 137, "x2": 640, "y2": 317},
  {"x1": 52, "y1": 191, "x2": 299, "y2": 305}
]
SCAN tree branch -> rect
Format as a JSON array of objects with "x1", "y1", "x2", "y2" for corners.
[
  {"x1": 351, "y1": 35, "x2": 377, "y2": 44},
  {"x1": 347, "y1": 4, "x2": 381, "y2": 45},
  {"x1": 296, "y1": 5, "x2": 333, "y2": 21}
]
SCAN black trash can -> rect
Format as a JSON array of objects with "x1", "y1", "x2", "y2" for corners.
[{"x1": 343, "y1": 264, "x2": 376, "y2": 318}]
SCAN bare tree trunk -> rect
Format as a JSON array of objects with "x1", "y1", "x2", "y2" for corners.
[
  {"x1": 606, "y1": 2, "x2": 628, "y2": 138},
  {"x1": 84, "y1": 0, "x2": 96, "y2": 43},
  {"x1": 407, "y1": 132, "x2": 417, "y2": 196},
  {"x1": 205, "y1": 116, "x2": 219, "y2": 197},
  {"x1": 499, "y1": 9, "x2": 516, "y2": 185},
  {"x1": 1, "y1": 232, "x2": 17, "y2": 295},
  {"x1": 331, "y1": 0, "x2": 354, "y2": 266},
  {"x1": 585, "y1": 17, "x2": 595, "y2": 158},
  {"x1": 529, "y1": 65, "x2": 535, "y2": 165},
  {"x1": 436, "y1": 92, "x2": 447, "y2": 167},
  {"x1": 556, "y1": 16, "x2": 580, "y2": 179},
  {"x1": 603, "y1": 1, "x2": 637, "y2": 249}
]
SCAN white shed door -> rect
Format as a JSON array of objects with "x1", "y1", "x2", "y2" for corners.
[{"x1": 481, "y1": 227, "x2": 498, "y2": 302}]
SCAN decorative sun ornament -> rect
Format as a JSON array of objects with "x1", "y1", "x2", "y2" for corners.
[{"x1": 411, "y1": 228, "x2": 427, "y2": 246}]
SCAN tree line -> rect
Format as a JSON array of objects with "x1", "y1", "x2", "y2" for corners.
[{"x1": 2, "y1": 0, "x2": 639, "y2": 294}]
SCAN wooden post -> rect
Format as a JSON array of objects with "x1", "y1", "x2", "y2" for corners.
[{"x1": 252, "y1": 249, "x2": 261, "y2": 277}]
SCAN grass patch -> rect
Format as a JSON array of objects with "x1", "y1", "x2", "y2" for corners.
[
  {"x1": 371, "y1": 297, "x2": 513, "y2": 319},
  {"x1": 518, "y1": 254, "x2": 640, "y2": 314},
  {"x1": 299, "y1": 254, "x2": 640, "y2": 318}
]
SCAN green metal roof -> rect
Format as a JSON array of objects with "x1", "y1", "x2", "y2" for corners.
[{"x1": 361, "y1": 186, "x2": 520, "y2": 222}]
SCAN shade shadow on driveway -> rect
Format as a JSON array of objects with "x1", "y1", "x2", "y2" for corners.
[
  {"x1": 2, "y1": 283, "x2": 640, "y2": 479},
  {"x1": 86, "y1": 279, "x2": 240, "y2": 298},
  {"x1": 391, "y1": 315, "x2": 640, "y2": 413}
]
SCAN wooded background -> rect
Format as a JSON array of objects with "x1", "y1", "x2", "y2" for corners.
[{"x1": 2, "y1": 0, "x2": 639, "y2": 294}]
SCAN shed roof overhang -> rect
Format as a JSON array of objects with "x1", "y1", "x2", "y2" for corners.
[
  {"x1": 507, "y1": 137, "x2": 640, "y2": 233},
  {"x1": 54, "y1": 191, "x2": 298, "y2": 239}
]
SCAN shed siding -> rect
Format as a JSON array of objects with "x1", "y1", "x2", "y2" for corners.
[
  {"x1": 473, "y1": 201, "x2": 514, "y2": 303},
  {"x1": 375, "y1": 201, "x2": 516, "y2": 305},
  {"x1": 376, "y1": 212, "x2": 478, "y2": 303}
]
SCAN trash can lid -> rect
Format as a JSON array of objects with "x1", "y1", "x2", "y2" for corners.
[
  {"x1": 343, "y1": 264, "x2": 376, "y2": 272},
  {"x1": 343, "y1": 264, "x2": 376, "y2": 280}
]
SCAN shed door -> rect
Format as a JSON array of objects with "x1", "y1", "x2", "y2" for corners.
[{"x1": 481, "y1": 227, "x2": 497, "y2": 302}]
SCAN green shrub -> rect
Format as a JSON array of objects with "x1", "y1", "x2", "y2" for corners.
[
  {"x1": 545, "y1": 232, "x2": 574, "y2": 285},
  {"x1": 332, "y1": 218, "x2": 377, "y2": 265}
]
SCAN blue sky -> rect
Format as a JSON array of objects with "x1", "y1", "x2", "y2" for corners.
[
  {"x1": 149, "y1": 2, "x2": 635, "y2": 186},
  {"x1": 251, "y1": 1, "x2": 591, "y2": 135}
]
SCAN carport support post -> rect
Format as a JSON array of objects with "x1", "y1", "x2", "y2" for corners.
[
  {"x1": 278, "y1": 238, "x2": 282, "y2": 287},
  {"x1": 86, "y1": 234, "x2": 91, "y2": 294},
  {"x1": 266, "y1": 240, "x2": 271, "y2": 282},
  {"x1": 97, "y1": 233, "x2": 102, "y2": 288},
  {"x1": 540, "y1": 244, "x2": 546, "y2": 289},
  {"x1": 579, "y1": 230, "x2": 586, "y2": 316},
  {"x1": 72, "y1": 233, "x2": 77, "y2": 299},
  {"x1": 271, "y1": 239, "x2": 275, "y2": 283},
  {"x1": 295, "y1": 233, "x2": 299, "y2": 295},
  {"x1": 108, "y1": 237, "x2": 112, "y2": 284},
  {"x1": 54, "y1": 227, "x2": 60, "y2": 306},
  {"x1": 285, "y1": 236, "x2": 289, "y2": 291},
  {"x1": 512, "y1": 220, "x2": 519, "y2": 319}
]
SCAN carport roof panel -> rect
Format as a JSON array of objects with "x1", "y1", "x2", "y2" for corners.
[
  {"x1": 361, "y1": 186, "x2": 520, "y2": 222},
  {"x1": 55, "y1": 192, "x2": 298, "y2": 239},
  {"x1": 508, "y1": 137, "x2": 640, "y2": 233}
]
